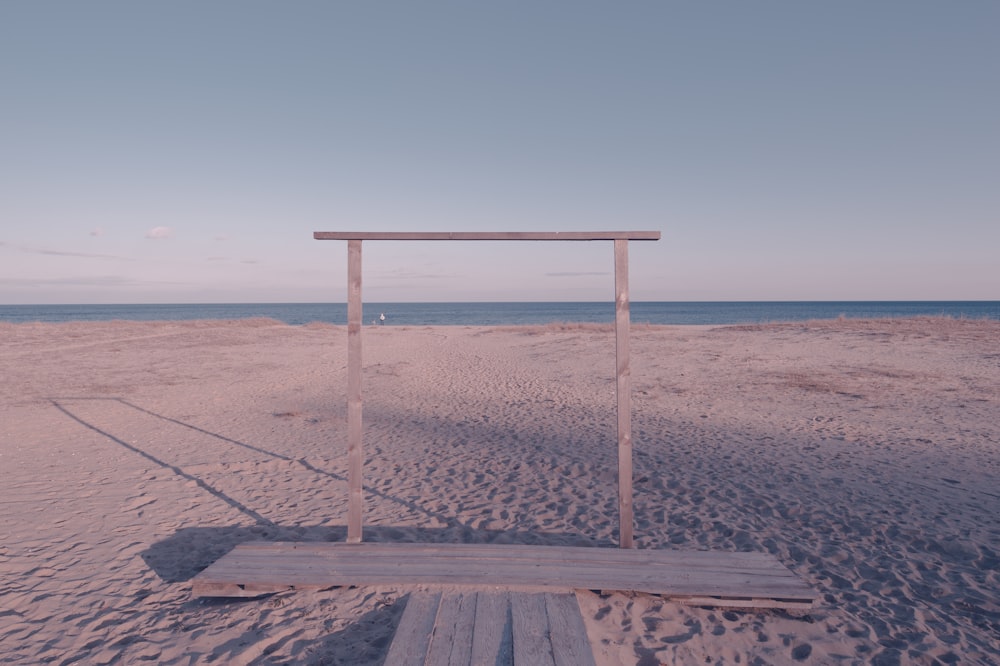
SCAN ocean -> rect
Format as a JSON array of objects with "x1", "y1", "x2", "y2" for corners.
[{"x1": 1, "y1": 301, "x2": 997, "y2": 326}]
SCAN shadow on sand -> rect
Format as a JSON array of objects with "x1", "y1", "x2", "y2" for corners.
[
  {"x1": 47, "y1": 397, "x2": 607, "y2": 585},
  {"x1": 142, "y1": 523, "x2": 604, "y2": 584},
  {"x1": 47, "y1": 397, "x2": 610, "y2": 664}
]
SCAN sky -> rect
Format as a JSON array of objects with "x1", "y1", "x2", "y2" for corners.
[{"x1": 2, "y1": 1, "x2": 998, "y2": 304}]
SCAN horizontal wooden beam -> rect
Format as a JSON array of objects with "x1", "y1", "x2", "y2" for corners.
[
  {"x1": 314, "y1": 231, "x2": 660, "y2": 241},
  {"x1": 191, "y1": 542, "x2": 816, "y2": 609}
]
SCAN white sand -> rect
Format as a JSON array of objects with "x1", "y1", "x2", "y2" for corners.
[{"x1": 1, "y1": 317, "x2": 997, "y2": 664}]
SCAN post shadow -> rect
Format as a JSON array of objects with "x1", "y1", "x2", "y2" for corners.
[
  {"x1": 48, "y1": 398, "x2": 606, "y2": 584},
  {"x1": 48, "y1": 397, "x2": 473, "y2": 531},
  {"x1": 142, "y1": 524, "x2": 599, "y2": 584},
  {"x1": 50, "y1": 399, "x2": 276, "y2": 528}
]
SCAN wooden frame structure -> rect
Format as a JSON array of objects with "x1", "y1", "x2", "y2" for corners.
[
  {"x1": 195, "y1": 229, "x2": 816, "y2": 608},
  {"x1": 313, "y1": 231, "x2": 660, "y2": 548}
]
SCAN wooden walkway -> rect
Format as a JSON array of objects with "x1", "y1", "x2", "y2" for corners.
[
  {"x1": 191, "y1": 542, "x2": 815, "y2": 609},
  {"x1": 383, "y1": 590, "x2": 596, "y2": 666}
]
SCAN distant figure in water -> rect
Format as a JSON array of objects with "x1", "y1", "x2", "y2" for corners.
[{"x1": 379, "y1": 313, "x2": 386, "y2": 325}]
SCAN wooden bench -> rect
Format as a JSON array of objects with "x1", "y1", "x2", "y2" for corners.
[{"x1": 383, "y1": 590, "x2": 596, "y2": 666}]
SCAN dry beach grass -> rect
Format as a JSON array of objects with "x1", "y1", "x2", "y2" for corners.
[{"x1": 0, "y1": 317, "x2": 997, "y2": 664}]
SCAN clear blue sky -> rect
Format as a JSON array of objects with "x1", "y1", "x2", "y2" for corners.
[{"x1": 2, "y1": 1, "x2": 997, "y2": 304}]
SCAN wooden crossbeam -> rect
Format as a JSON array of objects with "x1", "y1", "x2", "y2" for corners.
[{"x1": 313, "y1": 231, "x2": 661, "y2": 241}]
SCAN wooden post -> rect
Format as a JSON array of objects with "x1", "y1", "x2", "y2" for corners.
[
  {"x1": 614, "y1": 239, "x2": 633, "y2": 548},
  {"x1": 347, "y1": 239, "x2": 363, "y2": 543}
]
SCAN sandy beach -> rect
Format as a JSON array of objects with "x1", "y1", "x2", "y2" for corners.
[{"x1": 1, "y1": 317, "x2": 997, "y2": 665}]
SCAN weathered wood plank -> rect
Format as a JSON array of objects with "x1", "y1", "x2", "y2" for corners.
[
  {"x1": 669, "y1": 596, "x2": 819, "y2": 610},
  {"x1": 471, "y1": 591, "x2": 512, "y2": 665},
  {"x1": 190, "y1": 547, "x2": 801, "y2": 584},
  {"x1": 223, "y1": 541, "x2": 785, "y2": 567},
  {"x1": 511, "y1": 592, "x2": 555, "y2": 666},
  {"x1": 192, "y1": 543, "x2": 816, "y2": 608},
  {"x1": 545, "y1": 593, "x2": 597, "y2": 666},
  {"x1": 314, "y1": 231, "x2": 661, "y2": 241},
  {"x1": 384, "y1": 591, "x2": 441, "y2": 666},
  {"x1": 192, "y1": 542, "x2": 799, "y2": 572},
  {"x1": 346, "y1": 239, "x2": 363, "y2": 543},
  {"x1": 424, "y1": 591, "x2": 475, "y2": 666},
  {"x1": 192, "y1": 571, "x2": 803, "y2": 597},
  {"x1": 208, "y1": 552, "x2": 794, "y2": 579},
  {"x1": 614, "y1": 238, "x2": 633, "y2": 549},
  {"x1": 192, "y1": 573, "x2": 804, "y2": 602},
  {"x1": 189, "y1": 555, "x2": 795, "y2": 583}
]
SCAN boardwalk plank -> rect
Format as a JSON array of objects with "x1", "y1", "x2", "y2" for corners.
[
  {"x1": 471, "y1": 591, "x2": 512, "y2": 665},
  {"x1": 192, "y1": 542, "x2": 815, "y2": 608},
  {"x1": 384, "y1": 592, "x2": 441, "y2": 666},
  {"x1": 545, "y1": 593, "x2": 597, "y2": 666},
  {"x1": 425, "y1": 591, "x2": 475, "y2": 666},
  {"x1": 511, "y1": 593, "x2": 555, "y2": 666}
]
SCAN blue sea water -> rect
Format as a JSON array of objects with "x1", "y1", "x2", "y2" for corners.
[{"x1": 0, "y1": 301, "x2": 997, "y2": 326}]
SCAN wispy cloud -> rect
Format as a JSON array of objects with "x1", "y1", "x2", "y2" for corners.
[
  {"x1": 36, "y1": 248, "x2": 128, "y2": 260},
  {"x1": 213, "y1": 234, "x2": 228, "y2": 241},
  {"x1": 205, "y1": 255, "x2": 259, "y2": 264},
  {"x1": 90, "y1": 227, "x2": 105, "y2": 237},
  {"x1": 0, "y1": 275, "x2": 189, "y2": 287},
  {"x1": 145, "y1": 226, "x2": 172, "y2": 239},
  {"x1": 4, "y1": 242, "x2": 130, "y2": 261},
  {"x1": 375, "y1": 268, "x2": 455, "y2": 281}
]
